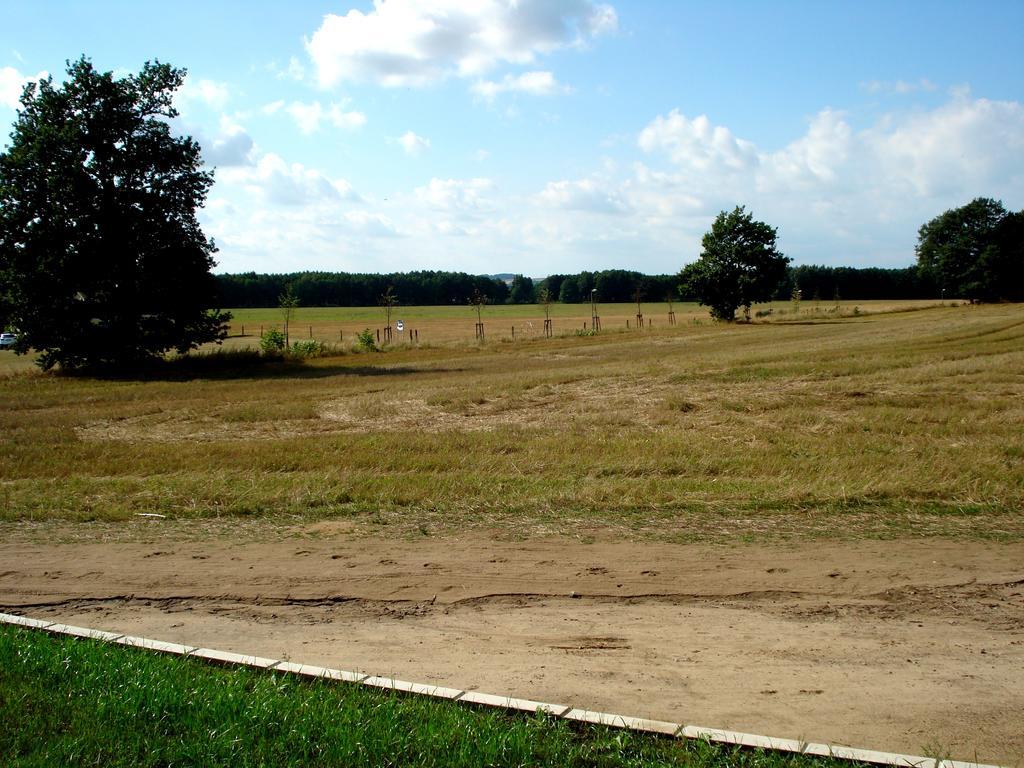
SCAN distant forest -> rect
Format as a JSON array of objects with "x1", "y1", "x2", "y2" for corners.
[{"x1": 214, "y1": 265, "x2": 936, "y2": 308}]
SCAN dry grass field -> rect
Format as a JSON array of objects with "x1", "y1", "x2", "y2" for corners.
[
  {"x1": 2, "y1": 301, "x2": 1023, "y2": 762},
  {"x1": 0, "y1": 300, "x2": 1020, "y2": 540}
]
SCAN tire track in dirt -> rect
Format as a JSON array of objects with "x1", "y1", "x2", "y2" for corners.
[{"x1": 6, "y1": 576, "x2": 1023, "y2": 630}]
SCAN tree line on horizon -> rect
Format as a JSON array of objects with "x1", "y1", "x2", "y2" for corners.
[{"x1": 213, "y1": 264, "x2": 937, "y2": 309}]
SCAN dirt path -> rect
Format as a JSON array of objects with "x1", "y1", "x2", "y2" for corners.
[{"x1": 2, "y1": 529, "x2": 1022, "y2": 764}]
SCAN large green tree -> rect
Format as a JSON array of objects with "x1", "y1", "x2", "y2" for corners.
[
  {"x1": 508, "y1": 274, "x2": 535, "y2": 304},
  {"x1": 681, "y1": 206, "x2": 790, "y2": 321},
  {"x1": 0, "y1": 57, "x2": 230, "y2": 370},
  {"x1": 915, "y1": 198, "x2": 1023, "y2": 302}
]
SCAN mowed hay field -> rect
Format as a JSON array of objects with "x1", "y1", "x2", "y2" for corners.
[{"x1": 0, "y1": 300, "x2": 1021, "y2": 541}]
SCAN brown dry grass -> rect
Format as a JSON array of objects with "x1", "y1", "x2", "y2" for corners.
[{"x1": 1, "y1": 301, "x2": 1021, "y2": 542}]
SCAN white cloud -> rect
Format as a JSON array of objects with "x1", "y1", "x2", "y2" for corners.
[
  {"x1": 414, "y1": 177, "x2": 494, "y2": 210},
  {"x1": 640, "y1": 96, "x2": 1024, "y2": 202},
  {"x1": 434, "y1": 219, "x2": 472, "y2": 237},
  {"x1": 267, "y1": 57, "x2": 306, "y2": 82},
  {"x1": 204, "y1": 153, "x2": 398, "y2": 272},
  {"x1": 635, "y1": 95, "x2": 1024, "y2": 264},
  {"x1": 328, "y1": 104, "x2": 368, "y2": 129},
  {"x1": 178, "y1": 77, "x2": 231, "y2": 110},
  {"x1": 948, "y1": 84, "x2": 971, "y2": 100},
  {"x1": 202, "y1": 116, "x2": 255, "y2": 168},
  {"x1": 536, "y1": 178, "x2": 630, "y2": 214},
  {"x1": 760, "y1": 108, "x2": 852, "y2": 188},
  {"x1": 863, "y1": 96, "x2": 1024, "y2": 198},
  {"x1": 861, "y1": 78, "x2": 938, "y2": 95},
  {"x1": 170, "y1": 114, "x2": 254, "y2": 169},
  {"x1": 638, "y1": 110, "x2": 759, "y2": 173},
  {"x1": 284, "y1": 57, "x2": 305, "y2": 81},
  {"x1": 344, "y1": 210, "x2": 401, "y2": 237},
  {"x1": 305, "y1": 0, "x2": 617, "y2": 88},
  {"x1": 398, "y1": 130, "x2": 430, "y2": 156},
  {"x1": 471, "y1": 70, "x2": 568, "y2": 101},
  {"x1": 285, "y1": 100, "x2": 367, "y2": 134},
  {"x1": 220, "y1": 152, "x2": 361, "y2": 206},
  {"x1": 0, "y1": 66, "x2": 47, "y2": 110},
  {"x1": 628, "y1": 164, "x2": 705, "y2": 218},
  {"x1": 286, "y1": 102, "x2": 322, "y2": 135}
]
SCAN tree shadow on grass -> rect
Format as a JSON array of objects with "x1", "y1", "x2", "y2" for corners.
[{"x1": 57, "y1": 350, "x2": 455, "y2": 382}]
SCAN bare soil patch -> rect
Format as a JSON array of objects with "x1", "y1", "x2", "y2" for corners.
[{"x1": 2, "y1": 528, "x2": 1021, "y2": 764}]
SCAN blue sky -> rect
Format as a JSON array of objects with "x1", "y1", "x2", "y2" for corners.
[{"x1": 2, "y1": 1, "x2": 1022, "y2": 277}]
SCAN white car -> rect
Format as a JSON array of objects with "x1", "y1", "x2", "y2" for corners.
[{"x1": 0, "y1": 333, "x2": 17, "y2": 349}]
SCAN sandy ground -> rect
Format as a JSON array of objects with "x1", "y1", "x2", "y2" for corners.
[{"x1": 1, "y1": 528, "x2": 1022, "y2": 764}]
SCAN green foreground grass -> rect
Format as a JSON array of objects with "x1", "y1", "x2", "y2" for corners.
[
  {"x1": 1, "y1": 302, "x2": 1022, "y2": 542},
  {"x1": 0, "y1": 624, "x2": 862, "y2": 768}
]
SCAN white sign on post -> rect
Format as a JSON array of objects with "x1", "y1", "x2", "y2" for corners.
[{"x1": 396, "y1": 320, "x2": 405, "y2": 332}]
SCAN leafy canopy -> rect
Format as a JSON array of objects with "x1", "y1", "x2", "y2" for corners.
[
  {"x1": 915, "y1": 197, "x2": 1023, "y2": 302},
  {"x1": 681, "y1": 206, "x2": 790, "y2": 321},
  {"x1": 0, "y1": 57, "x2": 230, "y2": 370},
  {"x1": 508, "y1": 274, "x2": 535, "y2": 304}
]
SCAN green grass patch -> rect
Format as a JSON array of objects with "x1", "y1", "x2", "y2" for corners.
[{"x1": 0, "y1": 624, "x2": 861, "y2": 768}]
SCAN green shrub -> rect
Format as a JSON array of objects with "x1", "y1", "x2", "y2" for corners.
[
  {"x1": 356, "y1": 328, "x2": 377, "y2": 352},
  {"x1": 260, "y1": 328, "x2": 286, "y2": 354}
]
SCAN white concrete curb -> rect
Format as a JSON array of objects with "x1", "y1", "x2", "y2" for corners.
[{"x1": 0, "y1": 612, "x2": 1002, "y2": 768}]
